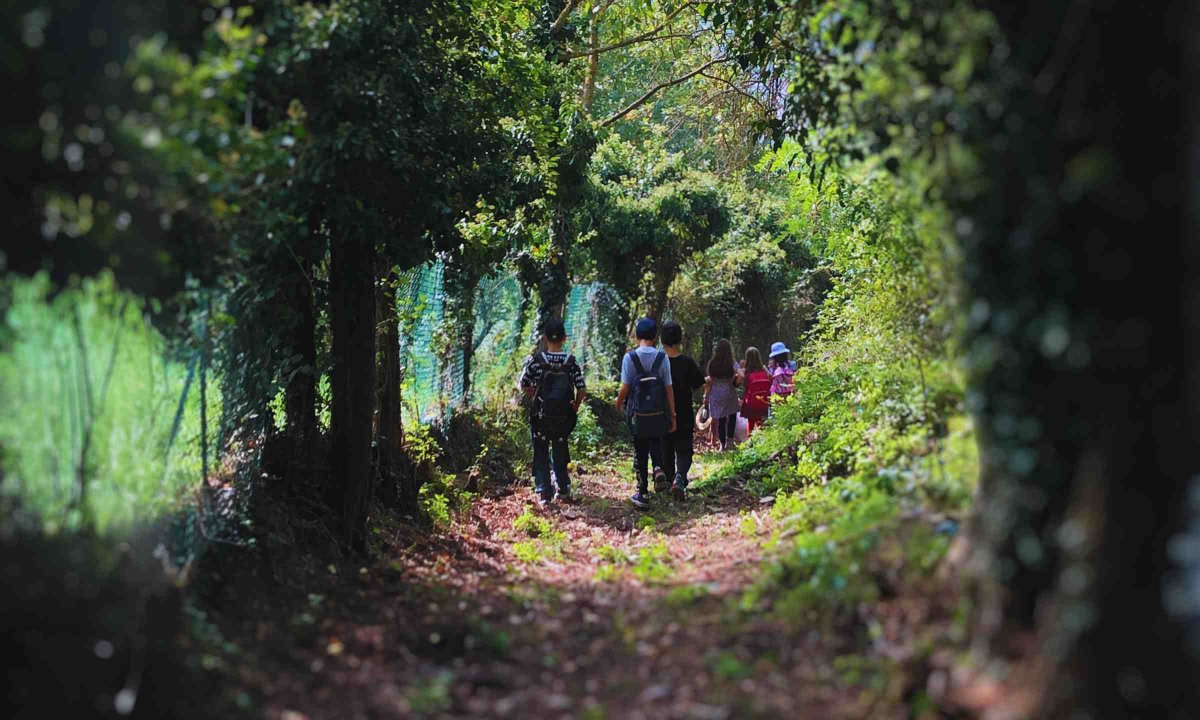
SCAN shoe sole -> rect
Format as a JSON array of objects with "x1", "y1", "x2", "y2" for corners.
[
  {"x1": 630, "y1": 497, "x2": 650, "y2": 509},
  {"x1": 653, "y1": 479, "x2": 670, "y2": 493}
]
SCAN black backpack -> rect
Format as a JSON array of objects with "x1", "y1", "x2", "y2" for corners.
[
  {"x1": 532, "y1": 352, "x2": 578, "y2": 440},
  {"x1": 626, "y1": 351, "x2": 669, "y2": 439}
]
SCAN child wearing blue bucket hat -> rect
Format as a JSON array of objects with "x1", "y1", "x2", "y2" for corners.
[{"x1": 767, "y1": 341, "x2": 796, "y2": 400}]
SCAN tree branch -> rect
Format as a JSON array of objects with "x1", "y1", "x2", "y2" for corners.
[
  {"x1": 566, "y1": 32, "x2": 698, "y2": 59},
  {"x1": 550, "y1": 0, "x2": 584, "y2": 37},
  {"x1": 699, "y1": 71, "x2": 770, "y2": 114},
  {"x1": 562, "y1": 2, "x2": 698, "y2": 59},
  {"x1": 600, "y1": 56, "x2": 729, "y2": 127}
]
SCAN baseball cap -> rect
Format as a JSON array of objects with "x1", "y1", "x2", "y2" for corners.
[{"x1": 635, "y1": 317, "x2": 658, "y2": 340}]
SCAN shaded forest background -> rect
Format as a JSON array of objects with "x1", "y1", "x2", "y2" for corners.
[{"x1": 2, "y1": 1, "x2": 1199, "y2": 718}]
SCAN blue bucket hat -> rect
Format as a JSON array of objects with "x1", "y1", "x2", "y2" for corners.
[{"x1": 768, "y1": 341, "x2": 791, "y2": 358}]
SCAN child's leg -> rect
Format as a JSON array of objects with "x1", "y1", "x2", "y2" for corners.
[
  {"x1": 551, "y1": 437, "x2": 570, "y2": 493},
  {"x1": 676, "y1": 427, "x2": 694, "y2": 484},
  {"x1": 648, "y1": 435, "x2": 665, "y2": 472},
  {"x1": 531, "y1": 430, "x2": 552, "y2": 499},
  {"x1": 633, "y1": 437, "x2": 649, "y2": 489},
  {"x1": 716, "y1": 415, "x2": 730, "y2": 445},
  {"x1": 660, "y1": 429, "x2": 678, "y2": 483}
]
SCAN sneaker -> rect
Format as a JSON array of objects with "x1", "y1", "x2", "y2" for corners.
[
  {"x1": 671, "y1": 474, "x2": 687, "y2": 501},
  {"x1": 630, "y1": 492, "x2": 651, "y2": 508},
  {"x1": 652, "y1": 467, "x2": 670, "y2": 494},
  {"x1": 535, "y1": 493, "x2": 553, "y2": 508},
  {"x1": 556, "y1": 486, "x2": 575, "y2": 503}
]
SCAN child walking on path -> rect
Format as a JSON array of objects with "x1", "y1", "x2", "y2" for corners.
[
  {"x1": 615, "y1": 318, "x2": 677, "y2": 508},
  {"x1": 661, "y1": 321, "x2": 706, "y2": 499},
  {"x1": 741, "y1": 346, "x2": 771, "y2": 435},
  {"x1": 767, "y1": 341, "x2": 796, "y2": 402},
  {"x1": 519, "y1": 318, "x2": 586, "y2": 507},
  {"x1": 704, "y1": 339, "x2": 741, "y2": 451}
]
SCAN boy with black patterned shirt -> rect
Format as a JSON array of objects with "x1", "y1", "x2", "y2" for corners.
[{"x1": 518, "y1": 318, "x2": 586, "y2": 506}]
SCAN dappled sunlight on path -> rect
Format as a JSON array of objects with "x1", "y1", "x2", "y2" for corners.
[{"x1": 255, "y1": 452, "x2": 865, "y2": 720}]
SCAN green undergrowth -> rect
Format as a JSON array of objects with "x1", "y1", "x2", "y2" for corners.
[
  {"x1": 406, "y1": 423, "x2": 476, "y2": 528},
  {"x1": 694, "y1": 171, "x2": 978, "y2": 635},
  {"x1": 745, "y1": 485, "x2": 952, "y2": 620},
  {"x1": 440, "y1": 408, "x2": 529, "y2": 488},
  {"x1": 723, "y1": 404, "x2": 973, "y2": 628},
  {"x1": 511, "y1": 509, "x2": 568, "y2": 563},
  {"x1": 572, "y1": 382, "x2": 631, "y2": 461},
  {"x1": 593, "y1": 538, "x2": 674, "y2": 584}
]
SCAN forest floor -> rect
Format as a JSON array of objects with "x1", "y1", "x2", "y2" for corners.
[{"x1": 203, "y1": 449, "x2": 959, "y2": 720}]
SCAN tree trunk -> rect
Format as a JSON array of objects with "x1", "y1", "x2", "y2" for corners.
[
  {"x1": 644, "y1": 267, "x2": 675, "y2": 322},
  {"x1": 461, "y1": 330, "x2": 475, "y2": 402},
  {"x1": 963, "y1": 2, "x2": 1199, "y2": 715},
  {"x1": 283, "y1": 217, "x2": 319, "y2": 446},
  {"x1": 374, "y1": 269, "x2": 412, "y2": 511},
  {"x1": 581, "y1": 6, "x2": 601, "y2": 110},
  {"x1": 443, "y1": 254, "x2": 481, "y2": 405},
  {"x1": 538, "y1": 208, "x2": 571, "y2": 326},
  {"x1": 326, "y1": 232, "x2": 377, "y2": 551}
]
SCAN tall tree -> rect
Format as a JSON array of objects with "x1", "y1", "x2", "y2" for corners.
[{"x1": 710, "y1": 0, "x2": 1200, "y2": 714}]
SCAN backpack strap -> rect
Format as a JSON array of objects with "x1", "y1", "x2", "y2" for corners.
[
  {"x1": 629, "y1": 351, "x2": 649, "y2": 379},
  {"x1": 649, "y1": 351, "x2": 665, "y2": 374}
]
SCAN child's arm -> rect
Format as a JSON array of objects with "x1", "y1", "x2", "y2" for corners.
[
  {"x1": 614, "y1": 383, "x2": 631, "y2": 411},
  {"x1": 517, "y1": 356, "x2": 536, "y2": 397},
  {"x1": 695, "y1": 361, "x2": 707, "y2": 390}
]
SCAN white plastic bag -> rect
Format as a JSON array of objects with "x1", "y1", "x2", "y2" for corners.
[{"x1": 734, "y1": 414, "x2": 749, "y2": 443}]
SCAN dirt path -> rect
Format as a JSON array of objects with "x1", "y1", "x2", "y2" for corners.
[{"x1": 251, "y1": 453, "x2": 857, "y2": 720}]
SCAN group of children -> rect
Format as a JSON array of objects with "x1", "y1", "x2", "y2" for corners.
[
  {"x1": 701, "y1": 338, "x2": 796, "y2": 450},
  {"x1": 519, "y1": 316, "x2": 795, "y2": 508}
]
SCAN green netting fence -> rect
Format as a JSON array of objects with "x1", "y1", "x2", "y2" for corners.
[
  {"x1": 0, "y1": 272, "x2": 254, "y2": 565},
  {"x1": 397, "y1": 262, "x2": 622, "y2": 424},
  {"x1": 0, "y1": 264, "x2": 623, "y2": 559}
]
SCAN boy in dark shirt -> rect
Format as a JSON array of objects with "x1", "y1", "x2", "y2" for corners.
[
  {"x1": 519, "y1": 318, "x2": 587, "y2": 507},
  {"x1": 660, "y1": 321, "x2": 706, "y2": 500}
]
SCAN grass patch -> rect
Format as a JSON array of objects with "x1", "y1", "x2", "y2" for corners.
[
  {"x1": 510, "y1": 509, "x2": 567, "y2": 563},
  {"x1": 708, "y1": 650, "x2": 753, "y2": 681},
  {"x1": 403, "y1": 671, "x2": 453, "y2": 716},
  {"x1": 665, "y1": 583, "x2": 711, "y2": 607},
  {"x1": 593, "y1": 539, "x2": 674, "y2": 584},
  {"x1": 465, "y1": 617, "x2": 511, "y2": 658},
  {"x1": 513, "y1": 509, "x2": 553, "y2": 537}
]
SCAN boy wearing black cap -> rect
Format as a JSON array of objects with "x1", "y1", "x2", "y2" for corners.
[
  {"x1": 519, "y1": 318, "x2": 587, "y2": 507},
  {"x1": 614, "y1": 317, "x2": 676, "y2": 507}
]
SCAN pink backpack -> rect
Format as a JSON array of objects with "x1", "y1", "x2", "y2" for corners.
[{"x1": 771, "y1": 365, "x2": 795, "y2": 398}]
